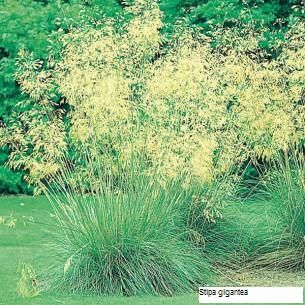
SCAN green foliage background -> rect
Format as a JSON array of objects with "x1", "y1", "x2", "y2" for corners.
[
  {"x1": 0, "y1": 0, "x2": 304, "y2": 193},
  {"x1": 0, "y1": 0, "x2": 122, "y2": 193}
]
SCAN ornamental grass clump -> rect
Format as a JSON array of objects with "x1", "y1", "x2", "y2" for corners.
[
  {"x1": 203, "y1": 199, "x2": 281, "y2": 271},
  {"x1": 260, "y1": 148, "x2": 305, "y2": 270},
  {"x1": 45, "y1": 151, "x2": 211, "y2": 296}
]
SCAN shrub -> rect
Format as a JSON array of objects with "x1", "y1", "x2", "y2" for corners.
[
  {"x1": 0, "y1": 146, "x2": 32, "y2": 194},
  {"x1": 175, "y1": 0, "x2": 304, "y2": 52},
  {"x1": 0, "y1": 166, "x2": 30, "y2": 194}
]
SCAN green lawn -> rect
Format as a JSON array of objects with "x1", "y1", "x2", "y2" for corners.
[{"x1": 1, "y1": 196, "x2": 305, "y2": 305}]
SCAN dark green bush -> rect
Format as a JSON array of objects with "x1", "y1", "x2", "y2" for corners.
[{"x1": 0, "y1": 147, "x2": 32, "y2": 194}]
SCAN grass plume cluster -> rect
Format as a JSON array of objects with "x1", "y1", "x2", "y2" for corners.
[{"x1": 2, "y1": 1, "x2": 305, "y2": 192}]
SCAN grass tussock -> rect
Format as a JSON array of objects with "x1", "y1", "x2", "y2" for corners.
[
  {"x1": 203, "y1": 199, "x2": 283, "y2": 270},
  {"x1": 210, "y1": 148, "x2": 305, "y2": 272},
  {"x1": 45, "y1": 153, "x2": 212, "y2": 296},
  {"x1": 258, "y1": 149, "x2": 305, "y2": 270}
]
